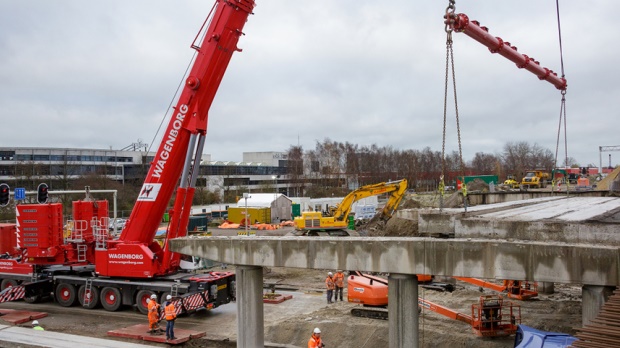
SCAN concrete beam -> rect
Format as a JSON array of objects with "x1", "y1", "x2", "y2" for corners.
[{"x1": 171, "y1": 236, "x2": 620, "y2": 286}]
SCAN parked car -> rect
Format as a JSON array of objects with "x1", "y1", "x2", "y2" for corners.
[{"x1": 108, "y1": 218, "x2": 126, "y2": 232}]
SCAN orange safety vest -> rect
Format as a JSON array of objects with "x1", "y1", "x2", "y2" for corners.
[
  {"x1": 334, "y1": 272, "x2": 344, "y2": 287},
  {"x1": 307, "y1": 334, "x2": 322, "y2": 348},
  {"x1": 165, "y1": 303, "x2": 176, "y2": 321},
  {"x1": 148, "y1": 300, "x2": 159, "y2": 321},
  {"x1": 325, "y1": 276, "x2": 335, "y2": 290}
]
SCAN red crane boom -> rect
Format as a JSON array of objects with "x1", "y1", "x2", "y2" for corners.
[
  {"x1": 446, "y1": 13, "x2": 567, "y2": 91},
  {"x1": 100, "y1": 0, "x2": 255, "y2": 278}
]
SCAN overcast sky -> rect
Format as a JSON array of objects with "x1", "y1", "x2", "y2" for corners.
[{"x1": 1, "y1": 1, "x2": 617, "y2": 167}]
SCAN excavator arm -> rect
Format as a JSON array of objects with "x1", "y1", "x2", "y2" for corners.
[
  {"x1": 332, "y1": 179, "x2": 408, "y2": 222},
  {"x1": 294, "y1": 179, "x2": 408, "y2": 233}
]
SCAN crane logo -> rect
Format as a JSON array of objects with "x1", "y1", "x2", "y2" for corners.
[
  {"x1": 137, "y1": 183, "x2": 162, "y2": 202},
  {"x1": 152, "y1": 104, "x2": 188, "y2": 178}
]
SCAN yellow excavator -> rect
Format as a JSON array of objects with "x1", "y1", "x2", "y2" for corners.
[{"x1": 293, "y1": 179, "x2": 408, "y2": 235}]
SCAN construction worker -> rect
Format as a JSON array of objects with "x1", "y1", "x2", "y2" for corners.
[
  {"x1": 147, "y1": 294, "x2": 162, "y2": 334},
  {"x1": 325, "y1": 272, "x2": 335, "y2": 304},
  {"x1": 308, "y1": 327, "x2": 325, "y2": 348},
  {"x1": 334, "y1": 270, "x2": 345, "y2": 301},
  {"x1": 164, "y1": 294, "x2": 177, "y2": 340},
  {"x1": 31, "y1": 320, "x2": 44, "y2": 331}
]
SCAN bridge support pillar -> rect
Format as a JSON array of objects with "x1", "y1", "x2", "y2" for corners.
[
  {"x1": 236, "y1": 265, "x2": 264, "y2": 348},
  {"x1": 388, "y1": 273, "x2": 418, "y2": 348},
  {"x1": 539, "y1": 282, "x2": 554, "y2": 294},
  {"x1": 582, "y1": 285, "x2": 615, "y2": 326}
]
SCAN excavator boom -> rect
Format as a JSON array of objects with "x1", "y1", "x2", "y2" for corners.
[{"x1": 294, "y1": 179, "x2": 408, "y2": 232}]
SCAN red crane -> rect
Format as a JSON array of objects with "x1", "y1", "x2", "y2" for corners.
[{"x1": 101, "y1": 0, "x2": 256, "y2": 277}]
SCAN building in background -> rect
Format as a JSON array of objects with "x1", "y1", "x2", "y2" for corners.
[{"x1": 0, "y1": 147, "x2": 292, "y2": 197}]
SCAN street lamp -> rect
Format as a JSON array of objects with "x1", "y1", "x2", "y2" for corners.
[
  {"x1": 271, "y1": 175, "x2": 278, "y2": 193},
  {"x1": 243, "y1": 192, "x2": 250, "y2": 236}
]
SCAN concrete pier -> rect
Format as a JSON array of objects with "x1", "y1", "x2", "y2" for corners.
[
  {"x1": 236, "y1": 265, "x2": 264, "y2": 348},
  {"x1": 388, "y1": 274, "x2": 418, "y2": 348},
  {"x1": 582, "y1": 285, "x2": 615, "y2": 326},
  {"x1": 539, "y1": 282, "x2": 555, "y2": 294}
]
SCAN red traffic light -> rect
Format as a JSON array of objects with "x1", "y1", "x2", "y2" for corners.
[
  {"x1": 37, "y1": 183, "x2": 49, "y2": 204},
  {"x1": 0, "y1": 183, "x2": 9, "y2": 207}
]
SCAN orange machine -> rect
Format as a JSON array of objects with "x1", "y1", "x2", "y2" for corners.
[
  {"x1": 453, "y1": 277, "x2": 538, "y2": 301},
  {"x1": 348, "y1": 272, "x2": 521, "y2": 337}
]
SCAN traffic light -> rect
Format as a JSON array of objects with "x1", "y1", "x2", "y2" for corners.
[
  {"x1": 37, "y1": 183, "x2": 49, "y2": 204},
  {"x1": 0, "y1": 183, "x2": 9, "y2": 207}
]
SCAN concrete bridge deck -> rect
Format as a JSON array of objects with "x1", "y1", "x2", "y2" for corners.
[
  {"x1": 170, "y1": 195, "x2": 620, "y2": 347},
  {"x1": 172, "y1": 236, "x2": 619, "y2": 286},
  {"x1": 403, "y1": 196, "x2": 620, "y2": 244}
]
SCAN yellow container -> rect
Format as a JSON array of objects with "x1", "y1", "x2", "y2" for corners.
[{"x1": 227, "y1": 207, "x2": 271, "y2": 224}]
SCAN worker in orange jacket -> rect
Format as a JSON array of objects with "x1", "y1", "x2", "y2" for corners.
[
  {"x1": 325, "y1": 272, "x2": 335, "y2": 304},
  {"x1": 333, "y1": 270, "x2": 345, "y2": 301},
  {"x1": 164, "y1": 295, "x2": 177, "y2": 341},
  {"x1": 308, "y1": 327, "x2": 325, "y2": 348},
  {"x1": 147, "y1": 294, "x2": 162, "y2": 334}
]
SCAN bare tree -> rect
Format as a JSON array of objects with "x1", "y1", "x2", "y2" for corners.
[
  {"x1": 286, "y1": 145, "x2": 305, "y2": 196},
  {"x1": 470, "y1": 152, "x2": 499, "y2": 174}
]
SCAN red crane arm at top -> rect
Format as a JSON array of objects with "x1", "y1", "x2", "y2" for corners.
[
  {"x1": 120, "y1": 0, "x2": 256, "y2": 244},
  {"x1": 446, "y1": 13, "x2": 567, "y2": 91}
]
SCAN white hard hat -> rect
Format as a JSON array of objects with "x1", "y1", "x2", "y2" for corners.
[
  {"x1": 313, "y1": 327, "x2": 321, "y2": 334},
  {"x1": 328, "y1": 272, "x2": 333, "y2": 276},
  {"x1": 32, "y1": 320, "x2": 39, "y2": 325},
  {"x1": 150, "y1": 294, "x2": 157, "y2": 299},
  {"x1": 166, "y1": 294, "x2": 172, "y2": 300}
]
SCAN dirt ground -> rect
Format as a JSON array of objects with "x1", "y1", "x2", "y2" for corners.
[
  {"x1": 0, "y1": 267, "x2": 583, "y2": 348},
  {"x1": 261, "y1": 267, "x2": 582, "y2": 348}
]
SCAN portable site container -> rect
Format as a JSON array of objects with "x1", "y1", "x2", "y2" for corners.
[
  {"x1": 227, "y1": 207, "x2": 271, "y2": 224},
  {"x1": 188, "y1": 216, "x2": 208, "y2": 233},
  {"x1": 458, "y1": 175, "x2": 499, "y2": 185}
]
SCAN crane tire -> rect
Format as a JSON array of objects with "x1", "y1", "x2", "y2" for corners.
[
  {"x1": 135, "y1": 290, "x2": 156, "y2": 314},
  {"x1": 78, "y1": 284, "x2": 100, "y2": 309},
  {"x1": 101, "y1": 287, "x2": 122, "y2": 311},
  {"x1": 55, "y1": 283, "x2": 78, "y2": 307}
]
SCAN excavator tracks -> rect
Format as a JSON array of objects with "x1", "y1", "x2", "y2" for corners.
[{"x1": 351, "y1": 307, "x2": 389, "y2": 320}]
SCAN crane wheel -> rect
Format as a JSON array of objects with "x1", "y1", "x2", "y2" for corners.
[
  {"x1": 135, "y1": 290, "x2": 156, "y2": 314},
  {"x1": 101, "y1": 287, "x2": 122, "y2": 311},
  {"x1": 55, "y1": 283, "x2": 78, "y2": 307},
  {"x1": 78, "y1": 285, "x2": 100, "y2": 309},
  {"x1": 0, "y1": 279, "x2": 18, "y2": 291}
]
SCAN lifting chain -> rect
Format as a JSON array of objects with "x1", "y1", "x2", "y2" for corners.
[
  {"x1": 441, "y1": 0, "x2": 467, "y2": 212},
  {"x1": 444, "y1": 0, "x2": 456, "y2": 34},
  {"x1": 552, "y1": 0, "x2": 569, "y2": 196}
]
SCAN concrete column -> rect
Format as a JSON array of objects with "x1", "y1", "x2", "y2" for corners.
[
  {"x1": 538, "y1": 282, "x2": 554, "y2": 295},
  {"x1": 582, "y1": 285, "x2": 615, "y2": 326},
  {"x1": 236, "y1": 265, "x2": 264, "y2": 348},
  {"x1": 388, "y1": 273, "x2": 418, "y2": 348}
]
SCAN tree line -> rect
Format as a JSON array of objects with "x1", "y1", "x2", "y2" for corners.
[{"x1": 287, "y1": 139, "x2": 577, "y2": 192}]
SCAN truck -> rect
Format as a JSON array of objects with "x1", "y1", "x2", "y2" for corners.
[
  {"x1": 292, "y1": 179, "x2": 408, "y2": 235},
  {"x1": 521, "y1": 170, "x2": 551, "y2": 189},
  {"x1": 0, "y1": 0, "x2": 256, "y2": 316}
]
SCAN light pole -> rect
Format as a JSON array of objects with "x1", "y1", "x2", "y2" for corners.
[
  {"x1": 243, "y1": 192, "x2": 250, "y2": 236},
  {"x1": 271, "y1": 175, "x2": 278, "y2": 194}
]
